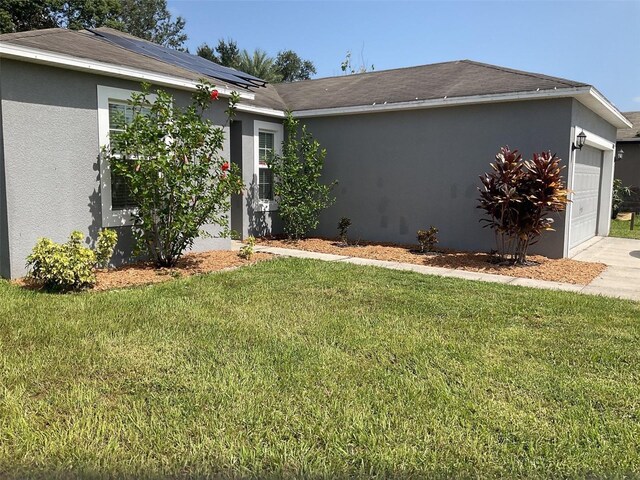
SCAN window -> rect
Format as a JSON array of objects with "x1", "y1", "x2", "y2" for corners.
[
  {"x1": 253, "y1": 120, "x2": 283, "y2": 210},
  {"x1": 258, "y1": 131, "x2": 275, "y2": 200},
  {"x1": 97, "y1": 86, "x2": 156, "y2": 227},
  {"x1": 107, "y1": 102, "x2": 150, "y2": 210}
]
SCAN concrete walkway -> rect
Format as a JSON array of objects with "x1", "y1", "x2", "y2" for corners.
[
  {"x1": 571, "y1": 236, "x2": 640, "y2": 301},
  {"x1": 239, "y1": 241, "x2": 640, "y2": 302}
]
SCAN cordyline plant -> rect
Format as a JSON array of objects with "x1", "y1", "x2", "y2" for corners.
[
  {"x1": 478, "y1": 147, "x2": 569, "y2": 265},
  {"x1": 104, "y1": 82, "x2": 243, "y2": 267},
  {"x1": 267, "y1": 112, "x2": 335, "y2": 239}
]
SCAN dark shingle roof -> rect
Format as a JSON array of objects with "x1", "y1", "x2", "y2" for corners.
[
  {"x1": 0, "y1": 28, "x2": 254, "y2": 92},
  {"x1": 0, "y1": 29, "x2": 619, "y2": 120},
  {"x1": 271, "y1": 60, "x2": 589, "y2": 111},
  {"x1": 618, "y1": 112, "x2": 640, "y2": 141}
]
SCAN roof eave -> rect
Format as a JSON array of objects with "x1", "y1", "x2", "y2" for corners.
[
  {"x1": 574, "y1": 87, "x2": 633, "y2": 129},
  {"x1": 291, "y1": 86, "x2": 631, "y2": 129},
  {"x1": 0, "y1": 41, "x2": 256, "y2": 100}
]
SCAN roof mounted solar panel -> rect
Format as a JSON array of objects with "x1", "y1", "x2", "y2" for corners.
[{"x1": 88, "y1": 28, "x2": 267, "y2": 89}]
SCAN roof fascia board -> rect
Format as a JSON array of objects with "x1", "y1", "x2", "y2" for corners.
[
  {"x1": 0, "y1": 41, "x2": 255, "y2": 100},
  {"x1": 582, "y1": 87, "x2": 633, "y2": 128},
  {"x1": 292, "y1": 86, "x2": 630, "y2": 129},
  {"x1": 235, "y1": 103, "x2": 286, "y2": 118}
]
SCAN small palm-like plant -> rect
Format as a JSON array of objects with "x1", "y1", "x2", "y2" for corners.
[{"x1": 478, "y1": 147, "x2": 568, "y2": 264}]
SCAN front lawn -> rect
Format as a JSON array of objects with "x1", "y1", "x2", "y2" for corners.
[
  {"x1": 610, "y1": 218, "x2": 640, "y2": 240},
  {"x1": 1, "y1": 258, "x2": 639, "y2": 478}
]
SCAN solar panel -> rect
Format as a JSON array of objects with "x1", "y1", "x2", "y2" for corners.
[{"x1": 88, "y1": 28, "x2": 267, "y2": 89}]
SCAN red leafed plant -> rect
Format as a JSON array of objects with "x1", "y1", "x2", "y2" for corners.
[{"x1": 478, "y1": 147, "x2": 569, "y2": 265}]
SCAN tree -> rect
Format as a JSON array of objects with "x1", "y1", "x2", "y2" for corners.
[
  {"x1": 0, "y1": 0, "x2": 188, "y2": 50},
  {"x1": 340, "y1": 50, "x2": 374, "y2": 74},
  {"x1": 104, "y1": 83, "x2": 243, "y2": 267},
  {"x1": 110, "y1": 0, "x2": 187, "y2": 49},
  {"x1": 267, "y1": 113, "x2": 335, "y2": 239},
  {"x1": 237, "y1": 48, "x2": 281, "y2": 83},
  {"x1": 274, "y1": 50, "x2": 316, "y2": 82},
  {"x1": 197, "y1": 38, "x2": 240, "y2": 68},
  {"x1": 0, "y1": 0, "x2": 58, "y2": 33},
  {"x1": 215, "y1": 38, "x2": 240, "y2": 68}
]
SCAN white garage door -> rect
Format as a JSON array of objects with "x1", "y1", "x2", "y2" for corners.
[{"x1": 570, "y1": 145, "x2": 603, "y2": 249}]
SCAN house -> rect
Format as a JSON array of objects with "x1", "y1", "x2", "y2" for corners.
[
  {"x1": 0, "y1": 27, "x2": 631, "y2": 279},
  {"x1": 614, "y1": 112, "x2": 640, "y2": 212}
]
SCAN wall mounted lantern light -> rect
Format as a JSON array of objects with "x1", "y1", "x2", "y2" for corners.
[
  {"x1": 572, "y1": 130, "x2": 587, "y2": 151},
  {"x1": 616, "y1": 148, "x2": 624, "y2": 161}
]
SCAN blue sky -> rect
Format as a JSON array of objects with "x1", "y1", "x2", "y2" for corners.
[{"x1": 168, "y1": 0, "x2": 640, "y2": 112}]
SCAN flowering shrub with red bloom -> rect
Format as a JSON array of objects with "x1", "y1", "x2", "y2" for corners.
[{"x1": 104, "y1": 82, "x2": 243, "y2": 267}]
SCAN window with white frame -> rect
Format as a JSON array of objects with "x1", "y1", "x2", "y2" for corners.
[
  {"x1": 97, "y1": 86, "x2": 155, "y2": 227},
  {"x1": 254, "y1": 120, "x2": 283, "y2": 209},
  {"x1": 258, "y1": 131, "x2": 275, "y2": 200}
]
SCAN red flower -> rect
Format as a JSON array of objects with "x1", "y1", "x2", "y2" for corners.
[
  {"x1": 221, "y1": 161, "x2": 230, "y2": 171},
  {"x1": 210, "y1": 90, "x2": 219, "y2": 101}
]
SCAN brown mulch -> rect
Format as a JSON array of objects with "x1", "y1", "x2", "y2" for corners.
[
  {"x1": 16, "y1": 250, "x2": 272, "y2": 292},
  {"x1": 257, "y1": 237, "x2": 606, "y2": 285}
]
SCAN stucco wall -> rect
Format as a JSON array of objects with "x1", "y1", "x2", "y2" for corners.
[
  {"x1": 0, "y1": 61, "x2": 8, "y2": 279},
  {"x1": 0, "y1": 59, "x2": 233, "y2": 278},
  {"x1": 299, "y1": 98, "x2": 574, "y2": 257}
]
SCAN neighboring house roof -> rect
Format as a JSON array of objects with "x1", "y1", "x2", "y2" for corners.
[
  {"x1": 0, "y1": 28, "x2": 631, "y2": 128},
  {"x1": 618, "y1": 112, "x2": 640, "y2": 142}
]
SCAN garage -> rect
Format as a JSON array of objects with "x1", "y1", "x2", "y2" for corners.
[{"x1": 569, "y1": 145, "x2": 604, "y2": 249}]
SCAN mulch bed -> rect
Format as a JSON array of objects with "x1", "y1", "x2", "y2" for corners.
[
  {"x1": 16, "y1": 250, "x2": 272, "y2": 292},
  {"x1": 257, "y1": 237, "x2": 606, "y2": 285}
]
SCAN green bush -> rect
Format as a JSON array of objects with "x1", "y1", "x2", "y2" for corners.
[
  {"x1": 26, "y1": 229, "x2": 118, "y2": 291},
  {"x1": 104, "y1": 82, "x2": 243, "y2": 267},
  {"x1": 417, "y1": 226, "x2": 439, "y2": 253},
  {"x1": 238, "y1": 236, "x2": 256, "y2": 260},
  {"x1": 337, "y1": 217, "x2": 352, "y2": 245},
  {"x1": 267, "y1": 112, "x2": 335, "y2": 239},
  {"x1": 96, "y1": 229, "x2": 118, "y2": 268}
]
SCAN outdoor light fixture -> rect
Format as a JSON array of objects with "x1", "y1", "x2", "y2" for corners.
[
  {"x1": 616, "y1": 148, "x2": 624, "y2": 161},
  {"x1": 572, "y1": 130, "x2": 587, "y2": 151}
]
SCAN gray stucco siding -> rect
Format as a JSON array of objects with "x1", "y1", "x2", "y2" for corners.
[
  {"x1": 301, "y1": 98, "x2": 574, "y2": 257},
  {"x1": 0, "y1": 59, "x2": 233, "y2": 278}
]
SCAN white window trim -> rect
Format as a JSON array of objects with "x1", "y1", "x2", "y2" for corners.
[
  {"x1": 253, "y1": 120, "x2": 284, "y2": 212},
  {"x1": 97, "y1": 85, "x2": 157, "y2": 228}
]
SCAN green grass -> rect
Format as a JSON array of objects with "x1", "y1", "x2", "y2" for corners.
[
  {"x1": 610, "y1": 218, "x2": 640, "y2": 239},
  {"x1": 1, "y1": 258, "x2": 640, "y2": 478}
]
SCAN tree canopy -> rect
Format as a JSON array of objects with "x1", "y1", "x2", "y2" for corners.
[
  {"x1": 197, "y1": 38, "x2": 316, "y2": 83},
  {"x1": 0, "y1": 0, "x2": 187, "y2": 49}
]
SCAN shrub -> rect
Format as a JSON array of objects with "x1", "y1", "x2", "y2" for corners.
[
  {"x1": 26, "y1": 230, "x2": 118, "y2": 291},
  {"x1": 417, "y1": 226, "x2": 439, "y2": 253},
  {"x1": 96, "y1": 229, "x2": 118, "y2": 268},
  {"x1": 104, "y1": 82, "x2": 243, "y2": 267},
  {"x1": 478, "y1": 147, "x2": 568, "y2": 264},
  {"x1": 267, "y1": 112, "x2": 335, "y2": 239},
  {"x1": 337, "y1": 217, "x2": 352, "y2": 245},
  {"x1": 612, "y1": 179, "x2": 632, "y2": 218},
  {"x1": 239, "y1": 236, "x2": 256, "y2": 260}
]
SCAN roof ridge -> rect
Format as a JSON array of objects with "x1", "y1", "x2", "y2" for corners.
[{"x1": 460, "y1": 60, "x2": 587, "y2": 88}]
